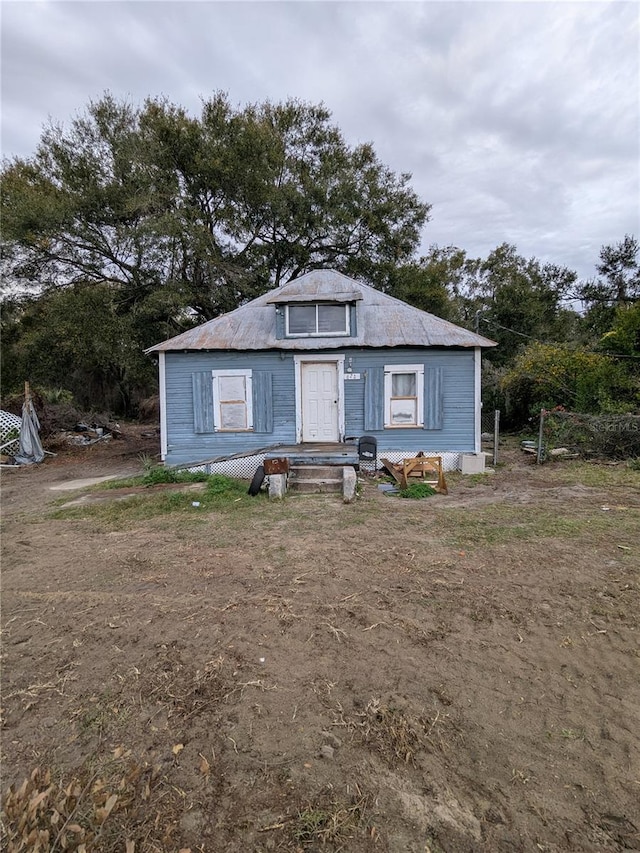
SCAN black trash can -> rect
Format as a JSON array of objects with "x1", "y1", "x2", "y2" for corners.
[{"x1": 358, "y1": 435, "x2": 377, "y2": 471}]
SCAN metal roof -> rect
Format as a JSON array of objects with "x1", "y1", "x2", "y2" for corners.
[{"x1": 147, "y1": 269, "x2": 497, "y2": 352}]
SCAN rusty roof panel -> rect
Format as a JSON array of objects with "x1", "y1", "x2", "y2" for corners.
[{"x1": 147, "y1": 269, "x2": 497, "y2": 352}]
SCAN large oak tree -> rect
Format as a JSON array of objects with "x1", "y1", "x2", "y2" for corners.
[{"x1": 1, "y1": 93, "x2": 430, "y2": 322}]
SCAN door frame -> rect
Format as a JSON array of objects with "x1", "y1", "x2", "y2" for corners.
[{"x1": 294, "y1": 354, "x2": 345, "y2": 443}]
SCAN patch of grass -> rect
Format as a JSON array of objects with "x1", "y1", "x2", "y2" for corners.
[
  {"x1": 561, "y1": 727, "x2": 586, "y2": 740},
  {"x1": 541, "y1": 458, "x2": 640, "y2": 488},
  {"x1": 100, "y1": 465, "x2": 209, "y2": 489},
  {"x1": 292, "y1": 790, "x2": 370, "y2": 846},
  {"x1": 51, "y1": 474, "x2": 257, "y2": 528},
  {"x1": 205, "y1": 473, "x2": 244, "y2": 496},
  {"x1": 399, "y1": 482, "x2": 437, "y2": 499},
  {"x1": 465, "y1": 473, "x2": 493, "y2": 487},
  {"x1": 73, "y1": 689, "x2": 131, "y2": 741},
  {"x1": 294, "y1": 807, "x2": 334, "y2": 842},
  {"x1": 435, "y1": 503, "x2": 639, "y2": 547}
]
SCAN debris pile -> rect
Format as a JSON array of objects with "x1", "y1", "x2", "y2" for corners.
[{"x1": 63, "y1": 421, "x2": 118, "y2": 446}]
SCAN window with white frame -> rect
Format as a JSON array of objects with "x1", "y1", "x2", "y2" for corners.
[
  {"x1": 212, "y1": 370, "x2": 253, "y2": 431},
  {"x1": 384, "y1": 364, "x2": 424, "y2": 427},
  {"x1": 286, "y1": 303, "x2": 349, "y2": 337}
]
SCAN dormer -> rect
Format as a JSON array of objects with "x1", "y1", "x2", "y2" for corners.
[{"x1": 267, "y1": 289, "x2": 362, "y2": 340}]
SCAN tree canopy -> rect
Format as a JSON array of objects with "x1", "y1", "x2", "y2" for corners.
[
  {"x1": 1, "y1": 93, "x2": 638, "y2": 423},
  {"x1": 1, "y1": 93, "x2": 429, "y2": 320},
  {"x1": 577, "y1": 235, "x2": 640, "y2": 339}
]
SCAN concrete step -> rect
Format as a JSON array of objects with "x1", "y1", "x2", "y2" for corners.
[
  {"x1": 267, "y1": 465, "x2": 357, "y2": 501},
  {"x1": 289, "y1": 478, "x2": 343, "y2": 494},
  {"x1": 288, "y1": 465, "x2": 342, "y2": 482}
]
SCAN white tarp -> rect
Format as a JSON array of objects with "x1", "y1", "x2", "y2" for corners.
[{"x1": 13, "y1": 399, "x2": 45, "y2": 465}]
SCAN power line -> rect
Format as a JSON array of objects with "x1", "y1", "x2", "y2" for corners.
[{"x1": 479, "y1": 316, "x2": 640, "y2": 360}]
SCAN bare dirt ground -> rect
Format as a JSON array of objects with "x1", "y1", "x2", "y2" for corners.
[{"x1": 1, "y1": 429, "x2": 639, "y2": 852}]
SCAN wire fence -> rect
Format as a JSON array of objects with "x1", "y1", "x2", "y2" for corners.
[
  {"x1": 535, "y1": 410, "x2": 640, "y2": 462},
  {"x1": 481, "y1": 409, "x2": 501, "y2": 467}
]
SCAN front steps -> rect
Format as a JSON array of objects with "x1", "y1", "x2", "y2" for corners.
[
  {"x1": 269, "y1": 464, "x2": 357, "y2": 502},
  {"x1": 288, "y1": 464, "x2": 343, "y2": 494}
]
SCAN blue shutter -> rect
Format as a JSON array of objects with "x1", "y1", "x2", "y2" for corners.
[
  {"x1": 275, "y1": 307, "x2": 285, "y2": 339},
  {"x1": 192, "y1": 372, "x2": 215, "y2": 433},
  {"x1": 253, "y1": 371, "x2": 273, "y2": 433},
  {"x1": 424, "y1": 367, "x2": 443, "y2": 430},
  {"x1": 364, "y1": 367, "x2": 384, "y2": 431}
]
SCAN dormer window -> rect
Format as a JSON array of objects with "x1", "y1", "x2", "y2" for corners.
[{"x1": 285, "y1": 303, "x2": 350, "y2": 337}]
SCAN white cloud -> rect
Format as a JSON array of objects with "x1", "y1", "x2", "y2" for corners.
[{"x1": 1, "y1": 0, "x2": 638, "y2": 279}]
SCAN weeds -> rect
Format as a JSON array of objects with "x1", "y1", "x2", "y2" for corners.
[
  {"x1": 2, "y1": 758, "x2": 182, "y2": 853},
  {"x1": 540, "y1": 458, "x2": 640, "y2": 488},
  {"x1": 561, "y1": 728, "x2": 586, "y2": 741},
  {"x1": 335, "y1": 698, "x2": 442, "y2": 766},
  {"x1": 292, "y1": 788, "x2": 371, "y2": 846},
  {"x1": 144, "y1": 654, "x2": 235, "y2": 721},
  {"x1": 100, "y1": 464, "x2": 209, "y2": 489},
  {"x1": 464, "y1": 473, "x2": 492, "y2": 487}
]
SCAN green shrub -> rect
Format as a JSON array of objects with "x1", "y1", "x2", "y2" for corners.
[{"x1": 502, "y1": 342, "x2": 638, "y2": 424}]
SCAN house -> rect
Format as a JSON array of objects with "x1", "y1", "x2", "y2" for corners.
[{"x1": 146, "y1": 269, "x2": 496, "y2": 475}]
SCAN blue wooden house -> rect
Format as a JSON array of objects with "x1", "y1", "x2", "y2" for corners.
[{"x1": 147, "y1": 270, "x2": 496, "y2": 474}]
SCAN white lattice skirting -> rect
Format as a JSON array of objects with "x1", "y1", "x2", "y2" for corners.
[
  {"x1": 0, "y1": 410, "x2": 22, "y2": 455},
  {"x1": 186, "y1": 454, "x2": 268, "y2": 479},
  {"x1": 373, "y1": 451, "x2": 461, "y2": 472},
  {"x1": 183, "y1": 450, "x2": 463, "y2": 478}
]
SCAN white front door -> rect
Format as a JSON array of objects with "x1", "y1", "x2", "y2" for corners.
[{"x1": 301, "y1": 362, "x2": 339, "y2": 442}]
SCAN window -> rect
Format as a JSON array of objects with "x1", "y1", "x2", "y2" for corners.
[
  {"x1": 286, "y1": 303, "x2": 349, "y2": 337},
  {"x1": 212, "y1": 370, "x2": 253, "y2": 431},
  {"x1": 384, "y1": 364, "x2": 424, "y2": 427}
]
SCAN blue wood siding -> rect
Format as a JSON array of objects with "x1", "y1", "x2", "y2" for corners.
[
  {"x1": 343, "y1": 350, "x2": 474, "y2": 453},
  {"x1": 163, "y1": 348, "x2": 476, "y2": 465},
  {"x1": 165, "y1": 352, "x2": 297, "y2": 465}
]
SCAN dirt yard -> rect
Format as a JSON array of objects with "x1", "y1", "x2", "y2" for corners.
[{"x1": 1, "y1": 429, "x2": 639, "y2": 852}]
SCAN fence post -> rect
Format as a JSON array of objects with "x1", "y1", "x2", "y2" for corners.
[
  {"x1": 537, "y1": 408, "x2": 545, "y2": 464},
  {"x1": 493, "y1": 410, "x2": 500, "y2": 467}
]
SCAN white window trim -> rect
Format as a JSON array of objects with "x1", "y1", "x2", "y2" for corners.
[
  {"x1": 285, "y1": 303, "x2": 350, "y2": 337},
  {"x1": 474, "y1": 347, "x2": 482, "y2": 453},
  {"x1": 212, "y1": 369, "x2": 253, "y2": 431},
  {"x1": 159, "y1": 352, "x2": 168, "y2": 460},
  {"x1": 384, "y1": 364, "x2": 424, "y2": 428}
]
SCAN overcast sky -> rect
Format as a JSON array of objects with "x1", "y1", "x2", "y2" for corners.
[{"x1": 1, "y1": 0, "x2": 638, "y2": 281}]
